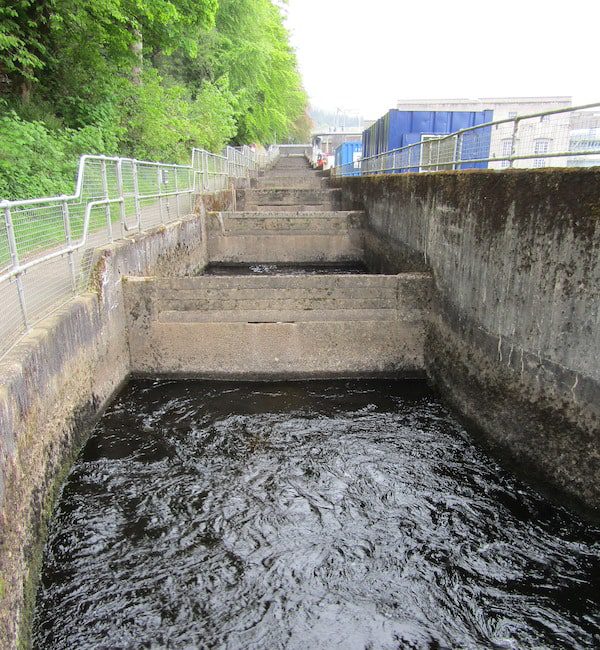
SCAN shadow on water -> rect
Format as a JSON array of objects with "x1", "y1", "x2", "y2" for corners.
[
  {"x1": 202, "y1": 262, "x2": 369, "y2": 276},
  {"x1": 33, "y1": 379, "x2": 600, "y2": 649}
]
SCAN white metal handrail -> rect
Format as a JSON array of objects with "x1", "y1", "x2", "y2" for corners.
[
  {"x1": 332, "y1": 102, "x2": 600, "y2": 177},
  {"x1": 0, "y1": 145, "x2": 279, "y2": 360}
]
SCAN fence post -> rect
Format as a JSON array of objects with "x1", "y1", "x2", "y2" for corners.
[
  {"x1": 453, "y1": 134, "x2": 462, "y2": 170},
  {"x1": 4, "y1": 206, "x2": 30, "y2": 331},
  {"x1": 203, "y1": 151, "x2": 209, "y2": 192},
  {"x1": 61, "y1": 200, "x2": 77, "y2": 294},
  {"x1": 174, "y1": 169, "x2": 180, "y2": 219},
  {"x1": 116, "y1": 159, "x2": 126, "y2": 238},
  {"x1": 100, "y1": 158, "x2": 113, "y2": 242},
  {"x1": 157, "y1": 167, "x2": 164, "y2": 224},
  {"x1": 163, "y1": 169, "x2": 171, "y2": 222},
  {"x1": 509, "y1": 118, "x2": 520, "y2": 168},
  {"x1": 132, "y1": 160, "x2": 142, "y2": 232}
]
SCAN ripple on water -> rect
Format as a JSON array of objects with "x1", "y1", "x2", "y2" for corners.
[{"x1": 33, "y1": 379, "x2": 600, "y2": 649}]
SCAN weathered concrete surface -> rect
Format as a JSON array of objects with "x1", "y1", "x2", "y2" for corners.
[
  {"x1": 236, "y1": 188, "x2": 342, "y2": 212},
  {"x1": 205, "y1": 211, "x2": 365, "y2": 264},
  {"x1": 256, "y1": 174, "x2": 326, "y2": 189},
  {"x1": 123, "y1": 274, "x2": 432, "y2": 378},
  {"x1": 333, "y1": 170, "x2": 600, "y2": 512},
  {"x1": 0, "y1": 190, "x2": 233, "y2": 649},
  {"x1": 277, "y1": 145, "x2": 311, "y2": 157}
]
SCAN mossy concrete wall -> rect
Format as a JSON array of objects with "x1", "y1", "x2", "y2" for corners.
[
  {"x1": 0, "y1": 189, "x2": 232, "y2": 649},
  {"x1": 333, "y1": 169, "x2": 600, "y2": 513}
]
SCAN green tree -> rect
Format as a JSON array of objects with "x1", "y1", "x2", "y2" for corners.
[
  {"x1": 0, "y1": 0, "x2": 308, "y2": 199},
  {"x1": 214, "y1": 0, "x2": 307, "y2": 143}
]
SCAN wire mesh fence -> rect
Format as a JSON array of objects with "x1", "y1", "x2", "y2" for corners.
[
  {"x1": 0, "y1": 146, "x2": 279, "y2": 360},
  {"x1": 332, "y1": 103, "x2": 600, "y2": 177}
]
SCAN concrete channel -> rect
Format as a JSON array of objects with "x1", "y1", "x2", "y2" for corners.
[{"x1": 1, "y1": 155, "x2": 599, "y2": 647}]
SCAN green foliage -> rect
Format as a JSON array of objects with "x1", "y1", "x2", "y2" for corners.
[
  {"x1": 213, "y1": 0, "x2": 307, "y2": 144},
  {"x1": 0, "y1": 0, "x2": 308, "y2": 200},
  {"x1": 0, "y1": 108, "x2": 123, "y2": 199},
  {"x1": 123, "y1": 70, "x2": 236, "y2": 163},
  {"x1": 0, "y1": 2, "x2": 51, "y2": 81}
]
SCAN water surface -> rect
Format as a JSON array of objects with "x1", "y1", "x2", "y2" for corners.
[
  {"x1": 33, "y1": 379, "x2": 600, "y2": 649},
  {"x1": 202, "y1": 262, "x2": 368, "y2": 275}
]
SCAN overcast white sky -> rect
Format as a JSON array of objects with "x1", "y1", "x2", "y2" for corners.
[{"x1": 284, "y1": 0, "x2": 599, "y2": 119}]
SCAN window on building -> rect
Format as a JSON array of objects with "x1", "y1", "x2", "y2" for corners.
[
  {"x1": 533, "y1": 139, "x2": 551, "y2": 168},
  {"x1": 499, "y1": 138, "x2": 513, "y2": 168},
  {"x1": 508, "y1": 111, "x2": 517, "y2": 119},
  {"x1": 534, "y1": 138, "x2": 551, "y2": 154}
]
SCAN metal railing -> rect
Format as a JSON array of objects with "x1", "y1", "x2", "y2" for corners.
[
  {"x1": 332, "y1": 103, "x2": 600, "y2": 177},
  {"x1": 0, "y1": 145, "x2": 279, "y2": 360}
]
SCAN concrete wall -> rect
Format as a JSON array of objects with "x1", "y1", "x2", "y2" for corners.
[
  {"x1": 333, "y1": 169, "x2": 600, "y2": 513},
  {"x1": 123, "y1": 274, "x2": 432, "y2": 378},
  {"x1": 0, "y1": 189, "x2": 234, "y2": 649},
  {"x1": 206, "y1": 211, "x2": 365, "y2": 264}
]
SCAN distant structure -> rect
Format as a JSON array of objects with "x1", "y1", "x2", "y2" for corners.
[
  {"x1": 393, "y1": 97, "x2": 573, "y2": 168},
  {"x1": 394, "y1": 97, "x2": 574, "y2": 168},
  {"x1": 309, "y1": 107, "x2": 376, "y2": 133},
  {"x1": 396, "y1": 96, "x2": 572, "y2": 117}
]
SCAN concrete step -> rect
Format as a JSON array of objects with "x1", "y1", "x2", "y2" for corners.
[
  {"x1": 160, "y1": 298, "x2": 399, "y2": 311},
  {"x1": 123, "y1": 273, "x2": 433, "y2": 377},
  {"x1": 208, "y1": 211, "x2": 363, "y2": 234},
  {"x1": 162, "y1": 286, "x2": 397, "y2": 300},
  {"x1": 271, "y1": 161, "x2": 311, "y2": 170},
  {"x1": 245, "y1": 204, "x2": 338, "y2": 212},
  {"x1": 160, "y1": 308, "x2": 398, "y2": 323},
  {"x1": 256, "y1": 176, "x2": 326, "y2": 189},
  {"x1": 147, "y1": 275, "x2": 412, "y2": 289},
  {"x1": 266, "y1": 169, "x2": 320, "y2": 177},
  {"x1": 206, "y1": 210, "x2": 364, "y2": 264},
  {"x1": 129, "y1": 274, "x2": 429, "y2": 318},
  {"x1": 237, "y1": 188, "x2": 342, "y2": 210}
]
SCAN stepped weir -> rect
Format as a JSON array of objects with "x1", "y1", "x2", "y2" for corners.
[
  {"x1": 123, "y1": 155, "x2": 432, "y2": 377},
  {"x1": 2, "y1": 147, "x2": 599, "y2": 649}
]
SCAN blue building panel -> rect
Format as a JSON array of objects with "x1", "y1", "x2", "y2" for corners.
[
  {"x1": 361, "y1": 108, "x2": 494, "y2": 170},
  {"x1": 335, "y1": 142, "x2": 362, "y2": 174}
]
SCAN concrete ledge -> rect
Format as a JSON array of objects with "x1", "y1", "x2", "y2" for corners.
[
  {"x1": 206, "y1": 210, "x2": 365, "y2": 264},
  {"x1": 123, "y1": 273, "x2": 432, "y2": 377},
  {"x1": 127, "y1": 320, "x2": 427, "y2": 378},
  {"x1": 236, "y1": 188, "x2": 342, "y2": 211}
]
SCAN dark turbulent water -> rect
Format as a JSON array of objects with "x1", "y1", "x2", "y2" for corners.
[
  {"x1": 203, "y1": 262, "x2": 368, "y2": 275},
  {"x1": 33, "y1": 379, "x2": 600, "y2": 649}
]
